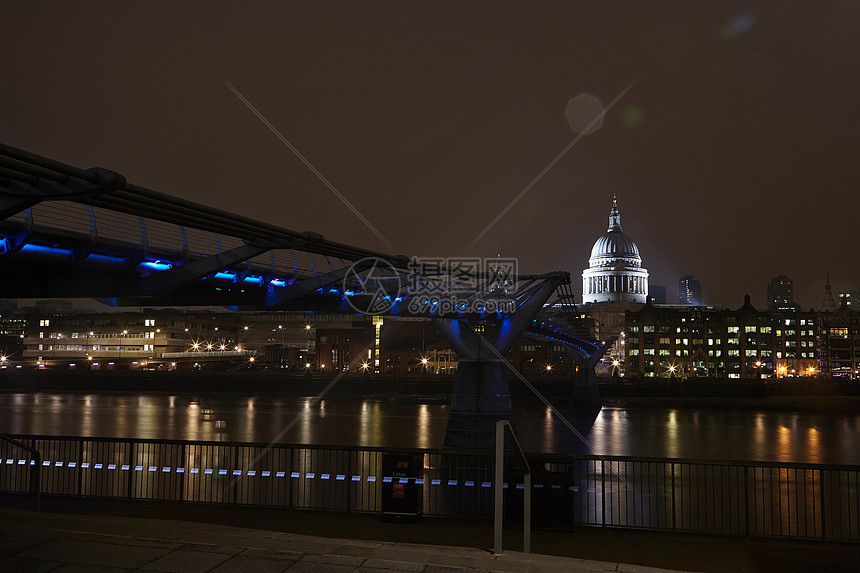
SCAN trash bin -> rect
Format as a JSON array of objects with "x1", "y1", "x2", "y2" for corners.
[{"x1": 381, "y1": 453, "x2": 422, "y2": 520}]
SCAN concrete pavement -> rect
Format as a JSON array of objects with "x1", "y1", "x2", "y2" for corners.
[{"x1": 0, "y1": 507, "x2": 685, "y2": 573}]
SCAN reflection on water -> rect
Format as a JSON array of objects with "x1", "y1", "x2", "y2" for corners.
[
  {"x1": 1, "y1": 391, "x2": 860, "y2": 464},
  {"x1": 417, "y1": 404, "x2": 430, "y2": 450}
]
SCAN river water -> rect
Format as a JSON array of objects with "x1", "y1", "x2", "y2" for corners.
[{"x1": 1, "y1": 391, "x2": 859, "y2": 465}]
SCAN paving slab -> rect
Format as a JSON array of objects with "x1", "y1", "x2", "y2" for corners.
[
  {"x1": 140, "y1": 549, "x2": 232, "y2": 572},
  {"x1": 239, "y1": 547, "x2": 302, "y2": 560},
  {"x1": 0, "y1": 555, "x2": 65, "y2": 573},
  {"x1": 0, "y1": 531, "x2": 56, "y2": 556},
  {"x1": 18, "y1": 539, "x2": 169, "y2": 569},
  {"x1": 362, "y1": 557, "x2": 426, "y2": 571},
  {"x1": 52, "y1": 564, "x2": 133, "y2": 573},
  {"x1": 207, "y1": 555, "x2": 293, "y2": 573}
]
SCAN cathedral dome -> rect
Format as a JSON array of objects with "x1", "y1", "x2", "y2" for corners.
[
  {"x1": 582, "y1": 196, "x2": 649, "y2": 304},
  {"x1": 590, "y1": 230, "x2": 641, "y2": 262}
]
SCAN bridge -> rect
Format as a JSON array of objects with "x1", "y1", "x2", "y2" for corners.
[{"x1": 0, "y1": 142, "x2": 611, "y2": 448}]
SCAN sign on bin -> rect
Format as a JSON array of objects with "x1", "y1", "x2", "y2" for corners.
[{"x1": 381, "y1": 453, "x2": 422, "y2": 520}]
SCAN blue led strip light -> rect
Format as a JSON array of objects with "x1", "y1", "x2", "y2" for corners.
[{"x1": 7, "y1": 459, "x2": 582, "y2": 491}]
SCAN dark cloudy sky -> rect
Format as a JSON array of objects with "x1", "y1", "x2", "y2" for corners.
[{"x1": 2, "y1": 2, "x2": 858, "y2": 309}]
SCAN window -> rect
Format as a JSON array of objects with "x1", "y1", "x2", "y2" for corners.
[
  {"x1": 728, "y1": 327, "x2": 739, "y2": 334},
  {"x1": 145, "y1": 319, "x2": 156, "y2": 326},
  {"x1": 643, "y1": 326, "x2": 655, "y2": 333},
  {"x1": 745, "y1": 326, "x2": 757, "y2": 333},
  {"x1": 39, "y1": 319, "x2": 50, "y2": 327}
]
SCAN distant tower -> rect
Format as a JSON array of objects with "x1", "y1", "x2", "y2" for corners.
[
  {"x1": 581, "y1": 196, "x2": 649, "y2": 304},
  {"x1": 768, "y1": 275, "x2": 797, "y2": 311},
  {"x1": 649, "y1": 284, "x2": 667, "y2": 304},
  {"x1": 678, "y1": 275, "x2": 702, "y2": 306},
  {"x1": 821, "y1": 272, "x2": 837, "y2": 312}
]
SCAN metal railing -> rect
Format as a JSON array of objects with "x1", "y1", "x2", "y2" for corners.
[
  {"x1": 2, "y1": 434, "x2": 859, "y2": 542},
  {"x1": 0, "y1": 434, "x2": 41, "y2": 511}
]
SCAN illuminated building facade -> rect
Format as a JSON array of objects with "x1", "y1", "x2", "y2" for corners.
[
  {"x1": 582, "y1": 197, "x2": 649, "y2": 304},
  {"x1": 817, "y1": 303, "x2": 860, "y2": 378},
  {"x1": 625, "y1": 296, "x2": 775, "y2": 378},
  {"x1": 0, "y1": 306, "x2": 26, "y2": 363},
  {"x1": 772, "y1": 310, "x2": 819, "y2": 378}
]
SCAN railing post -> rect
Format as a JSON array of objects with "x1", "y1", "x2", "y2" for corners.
[
  {"x1": 601, "y1": 459, "x2": 606, "y2": 527},
  {"x1": 347, "y1": 451, "x2": 353, "y2": 513},
  {"x1": 287, "y1": 447, "x2": 293, "y2": 508},
  {"x1": 821, "y1": 468, "x2": 827, "y2": 541},
  {"x1": 233, "y1": 445, "x2": 239, "y2": 505},
  {"x1": 127, "y1": 441, "x2": 135, "y2": 499},
  {"x1": 671, "y1": 462, "x2": 676, "y2": 531},
  {"x1": 77, "y1": 441, "x2": 84, "y2": 497},
  {"x1": 493, "y1": 421, "x2": 504, "y2": 555},
  {"x1": 524, "y1": 470, "x2": 531, "y2": 554},
  {"x1": 179, "y1": 443, "x2": 186, "y2": 502},
  {"x1": 744, "y1": 466, "x2": 749, "y2": 537},
  {"x1": 33, "y1": 449, "x2": 41, "y2": 512}
]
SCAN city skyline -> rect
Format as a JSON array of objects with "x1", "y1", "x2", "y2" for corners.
[{"x1": 2, "y1": 2, "x2": 857, "y2": 308}]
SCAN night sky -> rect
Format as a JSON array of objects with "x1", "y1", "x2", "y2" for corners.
[{"x1": 3, "y1": 2, "x2": 858, "y2": 309}]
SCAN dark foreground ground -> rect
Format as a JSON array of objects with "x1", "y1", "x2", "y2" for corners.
[{"x1": 2, "y1": 495, "x2": 859, "y2": 573}]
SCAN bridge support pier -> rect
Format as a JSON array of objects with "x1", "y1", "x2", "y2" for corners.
[
  {"x1": 444, "y1": 358, "x2": 512, "y2": 450},
  {"x1": 434, "y1": 274, "x2": 568, "y2": 450}
]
